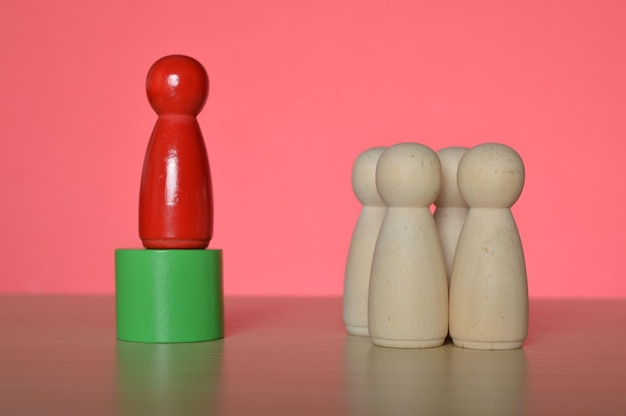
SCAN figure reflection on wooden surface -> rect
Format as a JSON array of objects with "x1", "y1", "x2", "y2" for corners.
[
  {"x1": 343, "y1": 336, "x2": 527, "y2": 415},
  {"x1": 1, "y1": 297, "x2": 626, "y2": 415}
]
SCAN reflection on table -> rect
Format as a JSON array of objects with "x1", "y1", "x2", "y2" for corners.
[{"x1": 1, "y1": 297, "x2": 625, "y2": 415}]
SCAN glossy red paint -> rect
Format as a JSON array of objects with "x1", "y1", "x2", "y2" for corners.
[{"x1": 139, "y1": 55, "x2": 213, "y2": 249}]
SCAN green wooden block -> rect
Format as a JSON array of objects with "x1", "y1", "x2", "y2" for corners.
[{"x1": 115, "y1": 249, "x2": 223, "y2": 343}]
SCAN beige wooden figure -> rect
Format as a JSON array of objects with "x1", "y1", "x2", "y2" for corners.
[
  {"x1": 434, "y1": 147, "x2": 469, "y2": 285},
  {"x1": 343, "y1": 147, "x2": 387, "y2": 336},
  {"x1": 449, "y1": 143, "x2": 528, "y2": 350},
  {"x1": 368, "y1": 143, "x2": 448, "y2": 348}
]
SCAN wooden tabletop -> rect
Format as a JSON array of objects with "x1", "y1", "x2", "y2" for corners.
[{"x1": 1, "y1": 296, "x2": 625, "y2": 415}]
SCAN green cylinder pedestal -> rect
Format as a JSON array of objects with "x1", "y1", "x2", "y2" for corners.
[{"x1": 115, "y1": 249, "x2": 223, "y2": 343}]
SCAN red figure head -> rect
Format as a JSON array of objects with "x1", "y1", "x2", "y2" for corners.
[{"x1": 146, "y1": 55, "x2": 209, "y2": 116}]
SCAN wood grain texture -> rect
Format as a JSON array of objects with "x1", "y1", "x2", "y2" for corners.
[{"x1": 0, "y1": 297, "x2": 625, "y2": 415}]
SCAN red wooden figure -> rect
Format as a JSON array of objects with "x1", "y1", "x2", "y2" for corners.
[{"x1": 139, "y1": 55, "x2": 213, "y2": 249}]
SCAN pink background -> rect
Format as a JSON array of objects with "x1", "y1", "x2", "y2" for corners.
[{"x1": 1, "y1": 1, "x2": 624, "y2": 297}]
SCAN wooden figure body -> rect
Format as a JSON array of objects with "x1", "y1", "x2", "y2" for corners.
[
  {"x1": 368, "y1": 143, "x2": 448, "y2": 348},
  {"x1": 433, "y1": 147, "x2": 469, "y2": 285},
  {"x1": 449, "y1": 143, "x2": 528, "y2": 350},
  {"x1": 343, "y1": 147, "x2": 386, "y2": 336},
  {"x1": 139, "y1": 55, "x2": 213, "y2": 249}
]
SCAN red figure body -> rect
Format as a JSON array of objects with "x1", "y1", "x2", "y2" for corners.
[{"x1": 139, "y1": 55, "x2": 213, "y2": 249}]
